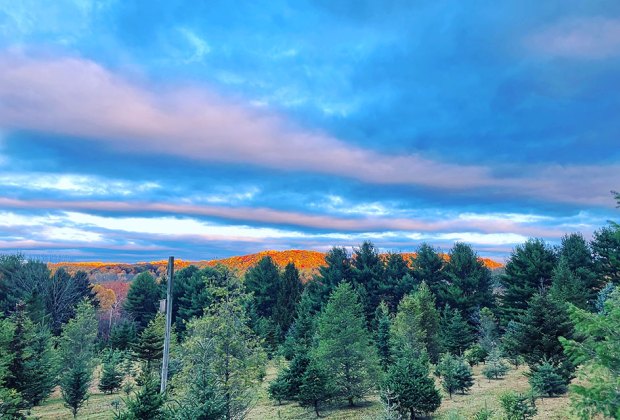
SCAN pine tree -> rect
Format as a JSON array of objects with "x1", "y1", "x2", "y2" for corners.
[
  {"x1": 391, "y1": 282, "x2": 441, "y2": 362},
  {"x1": 411, "y1": 244, "x2": 444, "y2": 304},
  {"x1": 59, "y1": 301, "x2": 97, "y2": 418},
  {"x1": 549, "y1": 257, "x2": 588, "y2": 309},
  {"x1": 527, "y1": 360, "x2": 568, "y2": 397},
  {"x1": 441, "y1": 307, "x2": 474, "y2": 355},
  {"x1": 500, "y1": 238, "x2": 557, "y2": 320},
  {"x1": 297, "y1": 358, "x2": 333, "y2": 417},
  {"x1": 273, "y1": 262, "x2": 303, "y2": 341},
  {"x1": 382, "y1": 356, "x2": 441, "y2": 419},
  {"x1": 99, "y1": 349, "x2": 124, "y2": 394},
  {"x1": 560, "y1": 286, "x2": 620, "y2": 419},
  {"x1": 351, "y1": 241, "x2": 385, "y2": 321},
  {"x1": 244, "y1": 256, "x2": 280, "y2": 319},
  {"x1": 0, "y1": 316, "x2": 25, "y2": 418},
  {"x1": 559, "y1": 233, "x2": 599, "y2": 303},
  {"x1": 132, "y1": 314, "x2": 165, "y2": 372},
  {"x1": 383, "y1": 252, "x2": 411, "y2": 310},
  {"x1": 442, "y1": 243, "x2": 494, "y2": 318},
  {"x1": 72, "y1": 270, "x2": 99, "y2": 308},
  {"x1": 124, "y1": 272, "x2": 161, "y2": 331},
  {"x1": 374, "y1": 301, "x2": 392, "y2": 370},
  {"x1": 314, "y1": 282, "x2": 380, "y2": 406}
]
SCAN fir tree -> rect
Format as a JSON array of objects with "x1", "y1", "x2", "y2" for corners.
[
  {"x1": 383, "y1": 252, "x2": 411, "y2": 310},
  {"x1": 351, "y1": 241, "x2": 385, "y2": 321},
  {"x1": 110, "y1": 319, "x2": 137, "y2": 351},
  {"x1": 478, "y1": 307, "x2": 498, "y2": 355},
  {"x1": 482, "y1": 347, "x2": 509, "y2": 380},
  {"x1": 500, "y1": 238, "x2": 557, "y2": 319},
  {"x1": 244, "y1": 256, "x2": 280, "y2": 319},
  {"x1": 124, "y1": 272, "x2": 161, "y2": 331},
  {"x1": 559, "y1": 233, "x2": 599, "y2": 303},
  {"x1": 297, "y1": 358, "x2": 333, "y2": 417},
  {"x1": 116, "y1": 371, "x2": 165, "y2": 420},
  {"x1": 374, "y1": 301, "x2": 392, "y2": 370},
  {"x1": 382, "y1": 356, "x2": 441, "y2": 419},
  {"x1": 441, "y1": 306, "x2": 474, "y2": 355},
  {"x1": 99, "y1": 349, "x2": 124, "y2": 394},
  {"x1": 314, "y1": 282, "x2": 380, "y2": 406},
  {"x1": 411, "y1": 243, "x2": 444, "y2": 305},
  {"x1": 171, "y1": 265, "x2": 210, "y2": 334},
  {"x1": 499, "y1": 392, "x2": 537, "y2": 420},
  {"x1": 308, "y1": 247, "x2": 352, "y2": 310},
  {"x1": 437, "y1": 354, "x2": 474, "y2": 397},
  {"x1": 442, "y1": 243, "x2": 494, "y2": 318},
  {"x1": 273, "y1": 262, "x2": 303, "y2": 341},
  {"x1": 281, "y1": 291, "x2": 315, "y2": 360},
  {"x1": 549, "y1": 257, "x2": 588, "y2": 309},
  {"x1": 72, "y1": 270, "x2": 99, "y2": 308},
  {"x1": 59, "y1": 301, "x2": 97, "y2": 418},
  {"x1": 591, "y1": 226, "x2": 620, "y2": 285}
]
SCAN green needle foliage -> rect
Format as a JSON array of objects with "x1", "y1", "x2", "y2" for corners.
[
  {"x1": 527, "y1": 360, "x2": 568, "y2": 398},
  {"x1": 438, "y1": 354, "x2": 474, "y2": 397}
]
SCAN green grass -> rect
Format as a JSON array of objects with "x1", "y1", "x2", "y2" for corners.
[{"x1": 30, "y1": 361, "x2": 573, "y2": 419}]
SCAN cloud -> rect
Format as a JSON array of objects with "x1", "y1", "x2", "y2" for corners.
[
  {"x1": 1, "y1": 52, "x2": 618, "y2": 206},
  {"x1": 526, "y1": 17, "x2": 620, "y2": 59}
]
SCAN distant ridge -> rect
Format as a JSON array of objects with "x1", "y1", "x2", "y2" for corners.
[{"x1": 49, "y1": 249, "x2": 502, "y2": 284}]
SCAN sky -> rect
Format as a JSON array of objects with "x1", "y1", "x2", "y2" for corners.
[{"x1": 0, "y1": 0, "x2": 619, "y2": 262}]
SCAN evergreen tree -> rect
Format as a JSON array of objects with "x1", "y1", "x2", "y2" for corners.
[
  {"x1": 374, "y1": 301, "x2": 392, "y2": 370},
  {"x1": 351, "y1": 241, "x2": 385, "y2": 321},
  {"x1": 171, "y1": 265, "x2": 210, "y2": 334},
  {"x1": 244, "y1": 256, "x2": 280, "y2": 319},
  {"x1": 308, "y1": 247, "x2": 352, "y2": 309},
  {"x1": 281, "y1": 291, "x2": 315, "y2": 360},
  {"x1": 500, "y1": 238, "x2": 557, "y2": 319},
  {"x1": 110, "y1": 319, "x2": 138, "y2": 351},
  {"x1": 383, "y1": 252, "x2": 411, "y2": 310},
  {"x1": 437, "y1": 354, "x2": 474, "y2": 397},
  {"x1": 478, "y1": 307, "x2": 498, "y2": 355},
  {"x1": 4, "y1": 303, "x2": 57, "y2": 408},
  {"x1": 297, "y1": 358, "x2": 333, "y2": 417},
  {"x1": 59, "y1": 301, "x2": 97, "y2": 418},
  {"x1": 527, "y1": 360, "x2": 568, "y2": 397},
  {"x1": 273, "y1": 262, "x2": 303, "y2": 341},
  {"x1": 464, "y1": 344, "x2": 487, "y2": 367},
  {"x1": 99, "y1": 349, "x2": 124, "y2": 394},
  {"x1": 499, "y1": 392, "x2": 537, "y2": 420},
  {"x1": 391, "y1": 282, "x2": 441, "y2": 362},
  {"x1": 559, "y1": 233, "x2": 599, "y2": 303},
  {"x1": 314, "y1": 282, "x2": 379, "y2": 406},
  {"x1": 549, "y1": 257, "x2": 588, "y2": 309},
  {"x1": 173, "y1": 280, "x2": 266, "y2": 420},
  {"x1": 116, "y1": 371, "x2": 165, "y2": 420},
  {"x1": 595, "y1": 282, "x2": 615, "y2": 314},
  {"x1": 560, "y1": 287, "x2": 620, "y2": 419},
  {"x1": 442, "y1": 243, "x2": 494, "y2": 318},
  {"x1": 591, "y1": 226, "x2": 620, "y2": 285},
  {"x1": 441, "y1": 307, "x2": 474, "y2": 355},
  {"x1": 482, "y1": 347, "x2": 509, "y2": 380},
  {"x1": 411, "y1": 244, "x2": 444, "y2": 305},
  {"x1": 133, "y1": 314, "x2": 165, "y2": 372},
  {"x1": 505, "y1": 292, "x2": 574, "y2": 378},
  {"x1": 0, "y1": 316, "x2": 25, "y2": 418},
  {"x1": 72, "y1": 271, "x2": 99, "y2": 308},
  {"x1": 124, "y1": 272, "x2": 161, "y2": 331},
  {"x1": 45, "y1": 268, "x2": 82, "y2": 334},
  {"x1": 382, "y1": 356, "x2": 441, "y2": 419}
]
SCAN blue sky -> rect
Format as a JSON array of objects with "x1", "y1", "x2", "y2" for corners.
[{"x1": 0, "y1": 0, "x2": 619, "y2": 262}]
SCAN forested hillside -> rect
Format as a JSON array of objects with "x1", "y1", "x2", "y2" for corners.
[{"x1": 1, "y1": 198, "x2": 619, "y2": 419}]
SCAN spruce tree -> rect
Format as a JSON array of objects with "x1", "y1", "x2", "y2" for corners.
[
  {"x1": 560, "y1": 287, "x2": 620, "y2": 419},
  {"x1": 308, "y1": 247, "x2": 352, "y2": 309},
  {"x1": 373, "y1": 301, "x2": 392, "y2": 370},
  {"x1": 527, "y1": 360, "x2": 568, "y2": 397},
  {"x1": 116, "y1": 371, "x2": 165, "y2": 420},
  {"x1": 351, "y1": 241, "x2": 385, "y2": 321},
  {"x1": 244, "y1": 256, "x2": 280, "y2": 319},
  {"x1": 59, "y1": 301, "x2": 97, "y2": 418},
  {"x1": 281, "y1": 291, "x2": 315, "y2": 360},
  {"x1": 133, "y1": 313, "x2": 165, "y2": 372},
  {"x1": 383, "y1": 252, "x2": 411, "y2": 310},
  {"x1": 382, "y1": 356, "x2": 441, "y2": 419},
  {"x1": 99, "y1": 349, "x2": 124, "y2": 394},
  {"x1": 72, "y1": 270, "x2": 99, "y2": 308},
  {"x1": 273, "y1": 262, "x2": 303, "y2": 341},
  {"x1": 500, "y1": 238, "x2": 557, "y2": 319},
  {"x1": 442, "y1": 243, "x2": 494, "y2": 318},
  {"x1": 391, "y1": 282, "x2": 441, "y2": 362},
  {"x1": 559, "y1": 233, "x2": 598, "y2": 303},
  {"x1": 549, "y1": 257, "x2": 588, "y2": 309},
  {"x1": 297, "y1": 358, "x2": 333, "y2": 417},
  {"x1": 0, "y1": 316, "x2": 25, "y2": 418},
  {"x1": 441, "y1": 306, "x2": 474, "y2": 355},
  {"x1": 314, "y1": 282, "x2": 379, "y2": 406},
  {"x1": 591, "y1": 226, "x2": 620, "y2": 285},
  {"x1": 172, "y1": 265, "x2": 210, "y2": 334},
  {"x1": 110, "y1": 319, "x2": 137, "y2": 351},
  {"x1": 124, "y1": 272, "x2": 161, "y2": 331},
  {"x1": 411, "y1": 244, "x2": 444, "y2": 305},
  {"x1": 478, "y1": 307, "x2": 498, "y2": 355},
  {"x1": 482, "y1": 347, "x2": 509, "y2": 380},
  {"x1": 499, "y1": 392, "x2": 537, "y2": 420}
]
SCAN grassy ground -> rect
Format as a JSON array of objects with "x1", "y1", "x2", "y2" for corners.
[{"x1": 31, "y1": 361, "x2": 573, "y2": 419}]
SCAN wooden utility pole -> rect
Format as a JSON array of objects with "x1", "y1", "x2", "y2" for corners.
[{"x1": 160, "y1": 256, "x2": 174, "y2": 393}]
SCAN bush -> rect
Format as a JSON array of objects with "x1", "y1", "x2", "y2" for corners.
[{"x1": 499, "y1": 392, "x2": 537, "y2": 420}]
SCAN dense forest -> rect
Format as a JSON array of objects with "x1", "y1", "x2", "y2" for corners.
[{"x1": 0, "y1": 196, "x2": 619, "y2": 419}]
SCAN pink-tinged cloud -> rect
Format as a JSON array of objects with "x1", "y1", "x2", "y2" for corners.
[
  {"x1": 0, "y1": 197, "x2": 570, "y2": 238},
  {"x1": 526, "y1": 17, "x2": 620, "y2": 59},
  {"x1": 0, "y1": 52, "x2": 618, "y2": 205}
]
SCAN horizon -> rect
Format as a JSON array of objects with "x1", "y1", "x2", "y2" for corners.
[{"x1": 1, "y1": 1, "x2": 619, "y2": 261}]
